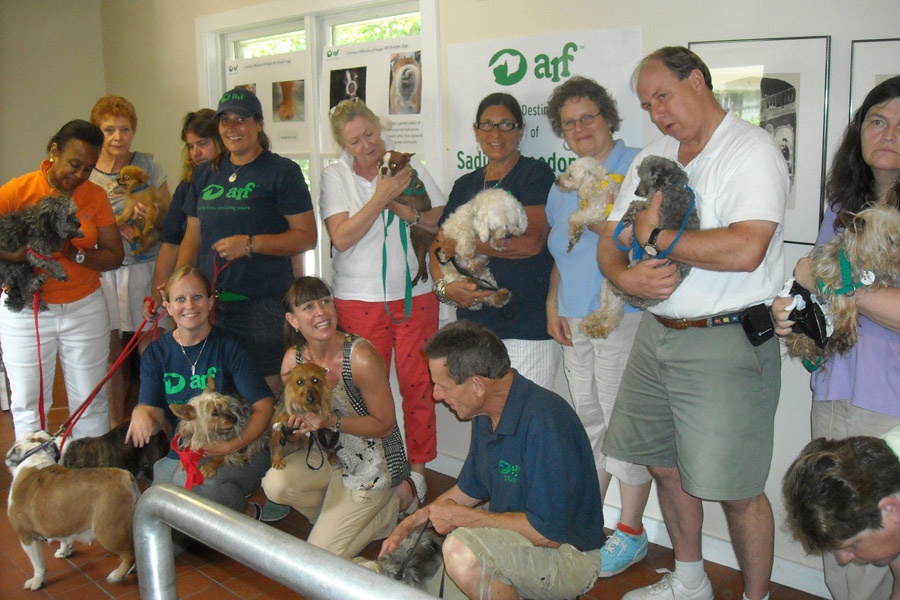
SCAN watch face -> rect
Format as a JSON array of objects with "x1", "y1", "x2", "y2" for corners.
[
  {"x1": 643, "y1": 244, "x2": 658, "y2": 257},
  {"x1": 75, "y1": 251, "x2": 85, "y2": 264}
]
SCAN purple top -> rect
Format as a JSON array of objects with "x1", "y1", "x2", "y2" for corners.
[{"x1": 811, "y1": 206, "x2": 900, "y2": 416}]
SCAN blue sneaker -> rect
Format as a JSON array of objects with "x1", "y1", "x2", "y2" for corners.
[{"x1": 598, "y1": 528, "x2": 649, "y2": 577}]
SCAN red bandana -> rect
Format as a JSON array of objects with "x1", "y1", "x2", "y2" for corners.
[{"x1": 171, "y1": 433, "x2": 205, "y2": 490}]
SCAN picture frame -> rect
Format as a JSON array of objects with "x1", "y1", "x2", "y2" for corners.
[
  {"x1": 689, "y1": 36, "x2": 831, "y2": 244},
  {"x1": 850, "y1": 38, "x2": 900, "y2": 119}
]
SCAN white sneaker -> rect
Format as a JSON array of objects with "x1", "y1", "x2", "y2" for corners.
[{"x1": 622, "y1": 569, "x2": 713, "y2": 600}]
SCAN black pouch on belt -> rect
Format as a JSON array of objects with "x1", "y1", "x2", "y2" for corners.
[{"x1": 740, "y1": 303, "x2": 775, "y2": 346}]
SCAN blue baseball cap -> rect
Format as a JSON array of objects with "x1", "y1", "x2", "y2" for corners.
[{"x1": 215, "y1": 87, "x2": 263, "y2": 119}]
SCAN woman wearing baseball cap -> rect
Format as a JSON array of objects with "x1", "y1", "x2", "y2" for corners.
[{"x1": 176, "y1": 87, "x2": 317, "y2": 395}]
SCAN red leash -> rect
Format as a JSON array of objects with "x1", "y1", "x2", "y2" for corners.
[
  {"x1": 171, "y1": 433, "x2": 205, "y2": 490},
  {"x1": 51, "y1": 298, "x2": 162, "y2": 452}
]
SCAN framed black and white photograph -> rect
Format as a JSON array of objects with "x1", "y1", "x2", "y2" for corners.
[
  {"x1": 850, "y1": 38, "x2": 900, "y2": 119},
  {"x1": 689, "y1": 36, "x2": 831, "y2": 244}
]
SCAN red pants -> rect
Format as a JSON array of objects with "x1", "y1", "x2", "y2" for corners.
[{"x1": 334, "y1": 294, "x2": 438, "y2": 464}]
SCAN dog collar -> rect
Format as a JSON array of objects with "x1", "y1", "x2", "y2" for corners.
[
  {"x1": 817, "y1": 248, "x2": 875, "y2": 296},
  {"x1": 131, "y1": 182, "x2": 150, "y2": 193},
  {"x1": 403, "y1": 168, "x2": 426, "y2": 196},
  {"x1": 15, "y1": 439, "x2": 57, "y2": 464}
]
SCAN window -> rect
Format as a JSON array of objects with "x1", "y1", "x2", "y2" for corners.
[{"x1": 205, "y1": 3, "x2": 427, "y2": 278}]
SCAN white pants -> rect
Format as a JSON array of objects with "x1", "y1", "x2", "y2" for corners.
[
  {"x1": 563, "y1": 312, "x2": 650, "y2": 486},
  {"x1": 0, "y1": 289, "x2": 111, "y2": 439},
  {"x1": 503, "y1": 338, "x2": 562, "y2": 391}
]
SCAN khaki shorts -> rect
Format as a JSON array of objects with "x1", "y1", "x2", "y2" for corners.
[
  {"x1": 425, "y1": 528, "x2": 598, "y2": 600},
  {"x1": 603, "y1": 313, "x2": 781, "y2": 501}
]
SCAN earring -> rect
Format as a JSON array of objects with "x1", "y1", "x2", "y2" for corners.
[
  {"x1": 49, "y1": 157, "x2": 55, "y2": 163},
  {"x1": 563, "y1": 141, "x2": 571, "y2": 152}
]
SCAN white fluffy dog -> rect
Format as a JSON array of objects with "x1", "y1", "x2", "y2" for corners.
[
  {"x1": 437, "y1": 188, "x2": 528, "y2": 309},
  {"x1": 783, "y1": 203, "x2": 900, "y2": 368},
  {"x1": 555, "y1": 156, "x2": 624, "y2": 252}
]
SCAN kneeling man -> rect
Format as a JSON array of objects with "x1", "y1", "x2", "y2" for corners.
[{"x1": 381, "y1": 320, "x2": 605, "y2": 600}]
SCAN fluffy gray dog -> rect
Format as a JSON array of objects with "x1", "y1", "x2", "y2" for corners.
[
  {"x1": 0, "y1": 195, "x2": 83, "y2": 312},
  {"x1": 580, "y1": 156, "x2": 699, "y2": 338},
  {"x1": 354, "y1": 527, "x2": 444, "y2": 590}
]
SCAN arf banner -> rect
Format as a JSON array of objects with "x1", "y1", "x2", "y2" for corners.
[{"x1": 446, "y1": 27, "x2": 643, "y2": 186}]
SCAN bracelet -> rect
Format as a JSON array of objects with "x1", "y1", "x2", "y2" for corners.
[
  {"x1": 330, "y1": 414, "x2": 342, "y2": 432},
  {"x1": 408, "y1": 209, "x2": 421, "y2": 226},
  {"x1": 431, "y1": 278, "x2": 455, "y2": 305},
  {"x1": 245, "y1": 235, "x2": 253, "y2": 258}
]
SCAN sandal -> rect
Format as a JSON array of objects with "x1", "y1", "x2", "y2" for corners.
[{"x1": 399, "y1": 471, "x2": 427, "y2": 518}]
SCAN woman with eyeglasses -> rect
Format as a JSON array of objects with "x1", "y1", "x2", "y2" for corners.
[
  {"x1": 320, "y1": 98, "x2": 445, "y2": 493},
  {"x1": 544, "y1": 76, "x2": 651, "y2": 579},
  {"x1": 430, "y1": 92, "x2": 559, "y2": 389}
]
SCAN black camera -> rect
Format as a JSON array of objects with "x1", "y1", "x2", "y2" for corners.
[{"x1": 740, "y1": 303, "x2": 775, "y2": 347}]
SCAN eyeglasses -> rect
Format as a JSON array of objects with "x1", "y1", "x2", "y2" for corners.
[
  {"x1": 561, "y1": 111, "x2": 602, "y2": 131},
  {"x1": 475, "y1": 120, "x2": 520, "y2": 132}
]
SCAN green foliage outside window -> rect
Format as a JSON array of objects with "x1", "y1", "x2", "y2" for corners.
[{"x1": 332, "y1": 13, "x2": 420, "y2": 45}]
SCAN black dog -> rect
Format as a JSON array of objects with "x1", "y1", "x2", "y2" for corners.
[
  {"x1": 0, "y1": 195, "x2": 83, "y2": 311},
  {"x1": 61, "y1": 422, "x2": 169, "y2": 484}
]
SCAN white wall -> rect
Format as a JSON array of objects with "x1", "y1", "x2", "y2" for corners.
[
  {"x1": 5, "y1": 0, "x2": 899, "y2": 595},
  {"x1": 0, "y1": 0, "x2": 106, "y2": 184}
]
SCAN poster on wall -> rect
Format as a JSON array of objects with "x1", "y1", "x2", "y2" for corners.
[
  {"x1": 225, "y1": 51, "x2": 311, "y2": 154},
  {"x1": 446, "y1": 27, "x2": 643, "y2": 188},
  {"x1": 322, "y1": 37, "x2": 424, "y2": 157},
  {"x1": 689, "y1": 37, "x2": 831, "y2": 245},
  {"x1": 850, "y1": 38, "x2": 900, "y2": 119}
]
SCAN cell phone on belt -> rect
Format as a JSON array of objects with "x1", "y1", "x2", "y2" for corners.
[{"x1": 740, "y1": 303, "x2": 775, "y2": 346}]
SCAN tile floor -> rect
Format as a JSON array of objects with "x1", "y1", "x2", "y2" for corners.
[{"x1": 0, "y1": 403, "x2": 825, "y2": 599}]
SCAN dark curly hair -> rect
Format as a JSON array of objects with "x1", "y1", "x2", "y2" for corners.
[
  {"x1": 545, "y1": 76, "x2": 621, "y2": 138},
  {"x1": 826, "y1": 75, "x2": 900, "y2": 232}
]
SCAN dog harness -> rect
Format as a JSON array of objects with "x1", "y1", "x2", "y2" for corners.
[{"x1": 613, "y1": 184, "x2": 696, "y2": 261}]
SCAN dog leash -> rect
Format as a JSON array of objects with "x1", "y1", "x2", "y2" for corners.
[
  {"x1": 380, "y1": 211, "x2": 413, "y2": 324},
  {"x1": 433, "y1": 248, "x2": 501, "y2": 293},
  {"x1": 52, "y1": 310, "x2": 158, "y2": 452},
  {"x1": 613, "y1": 184, "x2": 696, "y2": 260}
]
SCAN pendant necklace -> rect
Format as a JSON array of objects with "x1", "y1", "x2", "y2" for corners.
[
  {"x1": 483, "y1": 155, "x2": 519, "y2": 190},
  {"x1": 177, "y1": 332, "x2": 210, "y2": 377},
  {"x1": 228, "y1": 161, "x2": 244, "y2": 183}
]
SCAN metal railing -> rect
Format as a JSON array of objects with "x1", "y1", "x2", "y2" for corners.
[{"x1": 134, "y1": 484, "x2": 435, "y2": 599}]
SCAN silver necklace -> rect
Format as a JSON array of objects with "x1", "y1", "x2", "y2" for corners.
[
  {"x1": 483, "y1": 155, "x2": 519, "y2": 190},
  {"x1": 177, "y1": 332, "x2": 210, "y2": 377}
]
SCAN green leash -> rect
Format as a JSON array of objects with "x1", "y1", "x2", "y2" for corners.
[{"x1": 381, "y1": 211, "x2": 413, "y2": 323}]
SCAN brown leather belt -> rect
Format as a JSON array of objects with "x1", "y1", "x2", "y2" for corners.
[{"x1": 653, "y1": 312, "x2": 743, "y2": 330}]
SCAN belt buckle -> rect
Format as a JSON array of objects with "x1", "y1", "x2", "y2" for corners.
[{"x1": 671, "y1": 318, "x2": 690, "y2": 330}]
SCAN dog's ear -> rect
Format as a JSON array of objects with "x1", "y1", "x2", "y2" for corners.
[
  {"x1": 205, "y1": 375, "x2": 216, "y2": 392},
  {"x1": 169, "y1": 403, "x2": 196, "y2": 421}
]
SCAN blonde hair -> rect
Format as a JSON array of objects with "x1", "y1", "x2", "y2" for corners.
[
  {"x1": 328, "y1": 98, "x2": 381, "y2": 147},
  {"x1": 163, "y1": 265, "x2": 212, "y2": 302}
]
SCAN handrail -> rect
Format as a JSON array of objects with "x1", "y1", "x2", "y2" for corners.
[{"x1": 134, "y1": 484, "x2": 436, "y2": 599}]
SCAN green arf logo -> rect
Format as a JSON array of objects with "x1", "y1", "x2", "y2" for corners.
[
  {"x1": 489, "y1": 49, "x2": 527, "y2": 86},
  {"x1": 488, "y1": 43, "x2": 580, "y2": 86}
]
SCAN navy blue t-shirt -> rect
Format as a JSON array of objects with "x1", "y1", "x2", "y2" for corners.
[
  {"x1": 139, "y1": 326, "x2": 272, "y2": 457},
  {"x1": 183, "y1": 150, "x2": 313, "y2": 299},
  {"x1": 160, "y1": 179, "x2": 189, "y2": 245},
  {"x1": 440, "y1": 156, "x2": 554, "y2": 340},
  {"x1": 456, "y1": 371, "x2": 606, "y2": 551}
]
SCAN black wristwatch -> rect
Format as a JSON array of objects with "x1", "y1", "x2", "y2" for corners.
[{"x1": 643, "y1": 228, "x2": 662, "y2": 257}]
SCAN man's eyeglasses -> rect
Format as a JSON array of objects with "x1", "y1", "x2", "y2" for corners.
[
  {"x1": 561, "y1": 112, "x2": 602, "y2": 131},
  {"x1": 476, "y1": 121, "x2": 520, "y2": 132}
]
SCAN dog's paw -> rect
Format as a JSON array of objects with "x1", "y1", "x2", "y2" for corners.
[
  {"x1": 272, "y1": 458, "x2": 286, "y2": 470},
  {"x1": 24, "y1": 573, "x2": 46, "y2": 591},
  {"x1": 491, "y1": 288, "x2": 512, "y2": 308},
  {"x1": 199, "y1": 463, "x2": 220, "y2": 478},
  {"x1": 55, "y1": 542, "x2": 74, "y2": 559}
]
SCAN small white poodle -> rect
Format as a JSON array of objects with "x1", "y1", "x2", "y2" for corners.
[
  {"x1": 437, "y1": 188, "x2": 528, "y2": 309},
  {"x1": 555, "y1": 156, "x2": 624, "y2": 252}
]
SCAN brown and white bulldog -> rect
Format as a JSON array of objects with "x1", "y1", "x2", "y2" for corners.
[{"x1": 5, "y1": 431, "x2": 139, "y2": 590}]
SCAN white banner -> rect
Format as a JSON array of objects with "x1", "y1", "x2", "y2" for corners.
[
  {"x1": 322, "y1": 37, "x2": 425, "y2": 157},
  {"x1": 446, "y1": 26, "x2": 643, "y2": 188},
  {"x1": 225, "y1": 51, "x2": 311, "y2": 154}
]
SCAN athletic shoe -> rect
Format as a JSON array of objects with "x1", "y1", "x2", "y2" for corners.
[
  {"x1": 622, "y1": 569, "x2": 714, "y2": 600},
  {"x1": 598, "y1": 528, "x2": 649, "y2": 577},
  {"x1": 259, "y1": 500, "x2": 291, "y2": 522}
]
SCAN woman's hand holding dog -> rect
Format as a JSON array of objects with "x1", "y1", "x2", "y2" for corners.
[{"x1": 374, "y1": 164, "x2": 413, "y2": 209}]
